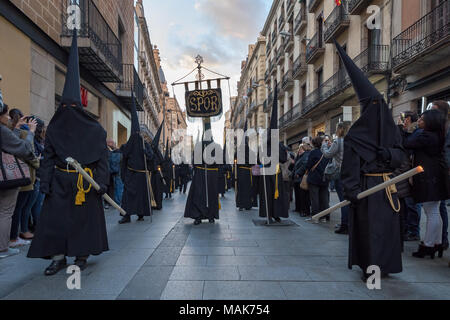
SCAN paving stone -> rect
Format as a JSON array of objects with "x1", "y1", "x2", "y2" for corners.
[
  {"x1": 207, "y1": 256, "x2": 268, "y2": 266},
  {"x1": 170, "y1": 266, "x2": 240, "y2": 281},
  {"x1": 181, "y1": 247, "x2": 235, "y2": 256},
  {"x1": 203, "y1": 281, "x2": 286, "y2": 300},
  {"x1": 238, "y1": 266, "x2": 311, "y2": 281},
  {"x1": 117, "y1": 266, "x2": 173, "y2": 300},
  {"x1": 144, "y1": 247, "x2": 184, "y2": 266},
  {"x1": 176, "y1": 255, "x2": 208, "y2": 266},
  {"x1": 160, "y1": 281, "x2": 204, "y2": 300},
  {"x1": 280, "y1": 282, "x2": 372, "y2": 300}
]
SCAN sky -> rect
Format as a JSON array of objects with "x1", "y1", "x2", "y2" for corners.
[{"x1": 142, "y1": 0, "x2": 272, "y2": 144}]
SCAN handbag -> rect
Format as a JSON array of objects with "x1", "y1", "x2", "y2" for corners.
[
  {"x1": 300, "y1": 155, "x2": 323, "y2": 191},
  {"x1": 324, "y1": 139, "x2": 342, "y2": 181},
  {"x1": 0, "y1": 129, "x2": 31, "y2": 189}
]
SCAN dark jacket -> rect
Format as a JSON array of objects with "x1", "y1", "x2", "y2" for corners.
[
  {"x1": 293, "y1": 151, "x2": 311, "y2": 181},
  {"x1": 404, "y1": 129, "x2": 448, "y2": 203},
  {"x1": 305, "y1": 148, "x2": 329, "y2": 187}
]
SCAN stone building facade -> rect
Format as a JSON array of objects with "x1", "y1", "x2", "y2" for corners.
[{"x1": 0, "y1": 0, "x2": 164, "y2": 147}]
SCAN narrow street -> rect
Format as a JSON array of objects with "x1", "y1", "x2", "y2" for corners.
[{"x1": 0, "y1": 186, "x2": 449, "y2": 300}]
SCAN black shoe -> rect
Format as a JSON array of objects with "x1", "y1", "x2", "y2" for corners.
[
  {"x1": 442, "y1": 239, "x2": 449, "y2": 250},
  {"x1": 45, "y1": 259, "x2": 67, "y2": 276},
  {"x1": 137, "y1": 216, "x2": 144, "y2": 222},
  {"x1": 335, "y1": 225, "x2": 349, "y2": 235},
  {"x1": 209, "y1": 219, "x2": 215, "y2": 224},
  {"x1": 118, "y1": 216, "x2": 131, "y2": 224},
  {"x1": 194, "y1": 219, "x2": 202, "y2": 226},
  {"x1": 74, "y1": 258, "x2": 88, "y2": 271},
  {"x1": 412, "y1": 244, "x2": 436, "y2": 259},
  {"x1": 435, "y1": 244, "x2": 445, "y2": 258},
  {"x1": 274, "y1": 217, "x2": 281, "y2": 223}
]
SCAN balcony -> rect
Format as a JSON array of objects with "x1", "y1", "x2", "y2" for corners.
[
  {"x1": 266, "y1": 41, "x2": 271, "y2": 55},
  {"x1": 308, "y1": 0, "x2": 320, "y2": 13},
  {"x1": 277, "y1": 47, "x2": 285, "y2": 64},
  {"x1": 279, "y1": 103, "x2": 302, "y2": 129},
  {"x1": 116, "y1": 64, "x2": 144, "y2": 111},
  {"x1": 263, "y1": 100, "x2": 268, "y2": 113},
  {"x1": 392, "y1": 0, "x2": 450, "y2": 74},
  {"x1": 294, "y1": 6, "x2": 307, "y2": 35},
  {"x1": 293, "y1": 54, "x2": 308, "y2": 79},
  {"x1": 272, "y1": 31, "x2": 277, "y2": 45},
  {"x1": 279, "y1": 15, "x2": 285, "y2": 29},
  {"x1": 348, "y1": 0, "x2": 371, "y2": 15},
  {"x1": 282, "y1": 69, "x2": 294, "y2": 90},
  {"x1": 61, "y1": 0, "x2": 122, "y2": 83},
  {"x1": 301, "y1": 44, "x2": 390, "y2": 116},
  {"x1": 270, "y1": 58, "x2": 277, "y2": 75},
  {"x1": 283, "y1": 34, "x2": 294, "y2": 52},
  {"x1": 286, "y1": 0, "x2": 295, "y2": 16},
  {"x1": 324, "y1": 5, "x2": 350, "y2": 43},
  {"x1": 306, "y1": 32, "x2": 325, "y2": 64},
  {"x1": 265, "y1": 69, "x2": 270, "y2": 83}
]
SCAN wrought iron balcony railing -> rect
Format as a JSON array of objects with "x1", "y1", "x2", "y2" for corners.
[
  {"x1": 116, "y1": 64, "x2": 144, "y2": 111},
  {"x1": 392, "y1": 0, "x2": 450, "y2": 71},
  {"x1": 324, "y1": 4, "x2": 350, "y2": 43},
  {"x1": 286, "y1": 0, "x2": 295, "y2": 15},
  {"x1": 306, "y1": 32, "x2": 325, "y2": 63},
  {"x1": 308, "y1": 0, "x2": 320, "y2": 13},
  {"x1": 348, "y1": 0, "x2": 371, "y2": 15},
  {"x1": 293, "y1": 54, "x2": 308, "y2": 79},
  {"x1": 61, "y1": 0, "x2": 122, "y2": 83},
  {"x1": 294, "y1": 5, "x2": 307, "y2": 35},
  {"x1": 302, "y1": 44, "x2": 390, "y2": 116},
  {"x1": 277, "y1": 47, "x2": 285, "y2": 64},
  {"x1": 272, "y1": 31, "x2": 277, "y2": 45},
  {"x1": 279, "y1": 103, "x2": 301, "y2": 128},
  {"x1": 270, "y1": 58, "x2": 277, "y2": 75},
  {"x1": 283, "y1": 34, "x2": 294, "y2": 51},
  {"x1": 266, "y1": 41, "x2": 271, "y2": 54},
  {"x1": 279, "y1": 15, "x2": 285, "y2": 29}
]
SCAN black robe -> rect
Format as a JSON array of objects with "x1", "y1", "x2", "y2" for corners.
[
  {"x1": 184, "y1": 164, "x2": 220, "y2": 220},
  {"x1": 28, "y1": 137, "x2": 109, "y2": 259},
  {"x1": 121, "y1": 136, "x2": 154, "y2": 217},
  {"x1": 342, "y1": 144, "x2": 404, "y2": 274},
  {"x1": 259, "y1": 144, "x2": 289, "y2": 219},
  {"x1": 236, "y1": 165, "x2": 254, "y2": 209},
  {"x1": 161, "y1": 160, "x2": 174, "y2": 195},
  {"x1": 151, "y1": 148, "x2": 165, "y2": 210},
  {"x1": 217, "y1": 165, "x2": 226, "y2": 195}
]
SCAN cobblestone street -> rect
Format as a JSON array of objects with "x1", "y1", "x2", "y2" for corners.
[{"x1": 1, "y1": 186, "x2": 449, "y2": 300}]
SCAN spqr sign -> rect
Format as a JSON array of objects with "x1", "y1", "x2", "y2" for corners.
[{"x1": 185, "y1": 89, "x2": 223, "y2": 118}]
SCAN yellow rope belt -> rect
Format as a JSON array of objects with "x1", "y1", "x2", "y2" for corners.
[
  {"x1": 239, "y1": 166, "x2": 253, "y2": 186},
  {"x1": 128, "y1": 167, "x2": 156, "y2": 207},
  {"x1": 275, "y1": 164, "x2": 281, "y2": 200},
  {"x1": 364, "y1": 173, "x2": 401, "y2": 213},
  {"x1": 56, "y1": 166, "x2": 93, "y2": 206}
]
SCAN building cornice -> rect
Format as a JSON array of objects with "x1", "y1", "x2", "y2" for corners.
[{"x1": 262, "y1": 0, "x2": 282, "y2": 35}]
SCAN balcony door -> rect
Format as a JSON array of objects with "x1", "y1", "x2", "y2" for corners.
[
  {"x1": 317, "y1": 13, "x2": 324, "y2": 48},
  {"x1": 431, "y1": 0, "x2": 448, "y2": 37},
  {"x1": 368, "y1": 29, "x2": 381, "y2": 67}
]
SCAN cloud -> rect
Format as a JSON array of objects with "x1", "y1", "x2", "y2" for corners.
[{"x1": 194, "y1": 0, "x2": 269, "y2": 41}]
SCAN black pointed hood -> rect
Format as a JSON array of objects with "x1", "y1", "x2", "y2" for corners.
[
  {"x1": 270, "y1": 85, "x2": 279, "y2": 130},
  {"x1": 61, "y1": 29, "x2": 82, "y2": 106},
  {"x1": 334, "y1": 40, "x2": 383, "y2": 110},
  {"x1": 45, "y1": 29, "x2": 106, "y2": 165},
  {"x1": 152, "y1": 120, "x2": 164, "y2": 150},
  {"x1": 130, "y1": 92, "x2": 140, "y2": 134},
  {"x1": 334, "y1": 40, "x2": 402, "y2": 163}
]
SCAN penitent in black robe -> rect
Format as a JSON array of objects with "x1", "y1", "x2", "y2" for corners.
[
  {"x1": 342, "y1": 144, "x2": 404, "y2": 274},
  {"x1": 259, "y1": 144, "x2": 289, "y2": 219},
  {"x1": 236, "y1": 165, "x2": 254, "y2": 209},
  {"x1": 217, "y1": 164, "x2": 227, "y2": 195},
  {"x1": 28, "y1": 131, "x2": 109, "y2": 259},
  {"x1": 121, "y1": 136, "x2": 154, "y2": 217},
  {"x1": 151, "y1": 148, "x2": 165, "y2": 210}
]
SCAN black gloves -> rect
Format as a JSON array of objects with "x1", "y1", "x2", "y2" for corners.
[
  {"x1": 97, "y1": 185, "x2": 108, "y2": 195},
  {"x1": 40, "y1": 182, "x2": 51, "y2": 196},
  {"x1": 377, "y1": 148, "x2": 391, "y2": 162},
  {"x1": 344, "y1": 189, "x2": 360, "y2": 205}
]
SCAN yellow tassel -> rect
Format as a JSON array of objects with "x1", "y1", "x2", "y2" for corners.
[
  {"x1": 75, "y1": 190, "x2": 85, "y2": 205},
  {"x1": 219, "y1": 198, "x2": 221, "y2": 210},
  {"x1": 274, "y1": 164, "x2": 280, "y2": 200}
]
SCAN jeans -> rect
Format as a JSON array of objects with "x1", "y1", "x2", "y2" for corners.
[
  {"x1": 421, "y1": 201, "x2": 443, "y2": 247},
  {"x1": 10, "y1": 191, "x2": 33, "y2": 240},
  {"x1": 333, "y1": 179, "x2": 349, "y2": 227},
  {"x1": 309, "y1": 183, "x2": 330, "y2": 217},
  {"x1": 439, "y1": 200, "x2": 448, "y2": 243},
  {"x1": 30, "y1": 180, "x2": 45, "y2": 226},
  {"x1": 329, "y1": 180, "x2": 335, "y2": 191},
  {"x1": 405, "y1": 197, "x2": 421, "y2": 237},
  {"x1": 113, "y1": 175, "x2": 124, "y2": 206}
]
